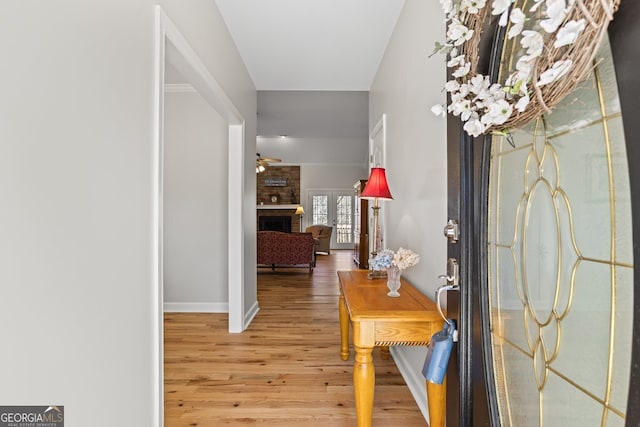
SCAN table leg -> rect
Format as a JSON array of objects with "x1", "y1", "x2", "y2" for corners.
[
  {"x1": 353, "y1": 345, "x2": 374, "y2": 427},
  {"x1": 339, "y1": 294, "x2": 349, "y2": 361},
  {"x1": 426, "y1": 377, "x2": 446, "y2": 427}
]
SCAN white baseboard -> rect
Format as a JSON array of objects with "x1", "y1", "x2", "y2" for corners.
[
  {"x1": 163, "y1": 302, "x2": 228, "y2": 313},
  {"x1": 391, "y1": 346, "x2": 430, "y2": 423},
  {"x1": 243, "y1": 301, "x2": 260, "y2": 329}
]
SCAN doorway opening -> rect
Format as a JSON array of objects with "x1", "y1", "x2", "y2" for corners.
[{"x1": 153, "y1": 6, "x2": 247, "y2": 424}]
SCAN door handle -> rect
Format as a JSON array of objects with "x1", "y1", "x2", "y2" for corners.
[
  {"x1": 435, "y1": 258, "x2": 460, "y2": 342},
  {"x1": 443, "y1": 219, "x2": 459, "y2": 243},
  {"x1": 438, "y1": 258, "x2": 459, "y2": 289}
]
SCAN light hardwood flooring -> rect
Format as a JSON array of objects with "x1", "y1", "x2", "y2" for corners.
[{"x1": 164, "y1": 250, "x2": 428, "y2": 426}]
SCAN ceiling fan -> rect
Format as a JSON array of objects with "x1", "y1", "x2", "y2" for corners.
[{"x1": 256, "y1": 153, "x2": 281, "y2": 173}]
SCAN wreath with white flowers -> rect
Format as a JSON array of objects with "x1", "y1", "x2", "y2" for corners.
[{"x1": 431, "y1": 0, "x2": 620, "y2": 138}]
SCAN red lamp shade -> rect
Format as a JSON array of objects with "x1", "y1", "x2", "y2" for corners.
[{"x1": 360, "y1": 167, "x2": 393, "y2": 200}]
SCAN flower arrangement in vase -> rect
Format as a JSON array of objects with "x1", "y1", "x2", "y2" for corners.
[{"x1": 370, "y1": 248, "x2": 420, "y2": 297}]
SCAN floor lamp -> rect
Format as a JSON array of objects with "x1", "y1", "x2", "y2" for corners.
[
  {"x1": 360, "y1": 167, "x2": 393, "y2": 278},
  {"x1": 295, "y1": 206, "x2": 305, "y2": 232}
]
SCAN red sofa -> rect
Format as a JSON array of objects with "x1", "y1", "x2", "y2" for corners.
[{"x1": 257, "y1": 231, "x2": 315, "y2": 272}]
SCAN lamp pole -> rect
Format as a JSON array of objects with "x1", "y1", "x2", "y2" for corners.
[{"x1": 370, "y1": 197, "x2": 380, "y2": 259}]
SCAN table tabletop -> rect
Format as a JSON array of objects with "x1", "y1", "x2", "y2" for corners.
[{"x1": 338, "y1": 270, "x2": 442, "y2": 322}]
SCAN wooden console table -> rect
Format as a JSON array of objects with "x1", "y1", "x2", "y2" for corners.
[{"x1": 338, "y1": 270, "x2": 446, "y2": 427}]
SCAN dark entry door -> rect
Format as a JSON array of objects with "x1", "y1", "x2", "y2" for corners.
[{"x1": 445, "y1": 3, "x2": 640, "y2": 426}]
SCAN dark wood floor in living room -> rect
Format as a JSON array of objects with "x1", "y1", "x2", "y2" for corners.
[{"x1": 164, "y1": 250, "x2": 428, "y2": 426}]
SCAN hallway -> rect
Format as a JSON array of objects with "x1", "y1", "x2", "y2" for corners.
[{"x1": 164, "y1": 251, "x2": 427, "y2": 426}]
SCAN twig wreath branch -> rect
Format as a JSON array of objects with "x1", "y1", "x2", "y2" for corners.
[{"x1": 431, "y1": 0, "x2": 621, "y2": 138}]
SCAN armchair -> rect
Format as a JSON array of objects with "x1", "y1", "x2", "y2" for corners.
[{"x1": 305, "y1": 224, "x2": 333, "y2": 255}]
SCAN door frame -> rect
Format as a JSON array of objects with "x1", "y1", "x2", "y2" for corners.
[
  {"x1": 609, "y1": 2, "x2": 640, "y2": 423},
  {"x1": 153, "y1": 6, "x2": 247, "y2": 424},
  {"x1": 446, "y1": 4, "x2": 640, "y2": 426}
]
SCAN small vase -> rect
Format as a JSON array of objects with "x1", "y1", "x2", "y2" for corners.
[{"x1": 386, "y1": 265, "x2": 402, "y2": 297}]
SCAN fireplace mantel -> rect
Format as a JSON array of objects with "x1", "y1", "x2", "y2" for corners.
[{"x1": 256, "y1": 204, "x2": 299, "y2": 210}]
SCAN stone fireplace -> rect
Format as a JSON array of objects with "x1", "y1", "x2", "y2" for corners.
[
  {"x1": 256, "y1": 165, "x2": 302, "y2": 232},
  {"x1": 256, "y1": 166, "x2": 300, "y2": 205}
]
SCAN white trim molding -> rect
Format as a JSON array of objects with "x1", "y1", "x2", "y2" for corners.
[
  {"x1": 369, "y1": 113, "x2": 387, "y2": 170},
  {"x1": 164, "y1": 83, "x2": 197, "y2": 93},
  {"x1": 164, "y1": 302, "x2": 229, "y2": 313},
  {"x1": 244, "y1": 301, "x2": 260, "y2": 327}
]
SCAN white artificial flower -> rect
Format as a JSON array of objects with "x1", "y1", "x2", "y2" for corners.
[
  {"x1": 515, "y1": 92, "x2": 530, "y2": 112},
  {"x1": 449, "y1": 47, "x2": 459, "y2": 58},
  {"x1": 440, "y1": 0, "x2": 454, "y2": 15},
  {"x1": 431, "y1": 104, "x2": 447, "y2": 117},
  {"x1": 463, "y1": 113, "x2": 485, "y2": 137},
  {"x1": 447, "y1": 54, "x2": 466, "y2": 68},
  {"x1": 540, "y1": 0, "x2": 568, "y2": 33},
  {"x1": 474, "y1": 99, "x2": 489, "y2": 110},
  {"x1": 491, "y1": 0, "x2": 512, "y2": 16},
  {"x1": 461, "y1": 0, "x2": 487, "y2": 14},
  {"x1": 492, "y1": 0, "x2": 513, "y2": 26},
  {"x1": 538, "y1": 59, "x2": 573, "y2": 86},
  {"x1": 489, "y1": 83, "x2": 506, "y2": 100},
  {"x1": 507, "y1": 8, "x2": 526, "y2": 39},
  {"x1": 505, "y1": 55, "x2": 534, "y2": 87},
  {"x1": 482, "y1": 99, "x2": 513, "y2": 125},
  {"x1": 504, "y1": 56, "x2": 533, "y2": 93},
  {"x1": 521, "y1": 30, "x2": 544, "y2": 57},
  {"x1": 470, "y1": 74, "x2": 491, "y2": 94},
  {"x1": 554, "y1": 19, "x2": 586, "y2": 47},
  {"x1": 458, "y1": 83, "x2": 470, "y2": 97},
  {"x1": 450, "y1": 99, "x2": 472, "y2": 117},
  {"x1": 452, "y1": 62, "x2": 471, "y2": 77},
  {"x1": 516, "y1": 54, "x2": 534, "y2": 74},
  {"x1": 445, "y1": 80, "x2": 461, "y2": 92},
  {"x1": 529, "y1": 0, "x2": 545, "y2": 12},
  {"x1": 461, "y1": 108, "x2": 474, "y2": 122},
  {"x1": 448, "y1": 20, "x2": 474, "y2": 46},
  {"x1": 451, "y1": 92, "x2": 464, "y2": 103}
]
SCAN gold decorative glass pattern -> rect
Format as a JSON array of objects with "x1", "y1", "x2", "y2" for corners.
[{"x1": 487, "y1": 35, "x2": 633, "y2": 426}]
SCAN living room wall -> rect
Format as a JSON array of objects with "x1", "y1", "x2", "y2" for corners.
[{"x1": 368, "y1": 0, "x2": 446, "y2": 421}]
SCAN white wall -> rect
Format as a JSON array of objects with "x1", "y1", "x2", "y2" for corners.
[
  {"x1": 300, "y1": 164, "x2": 368, "y2": 229},
  {"x1": 369, "y1": 0, "x2": 447, "y2": 421},
  {"x1": 159, "y1": 0, "x2": 259, "y2": 322},
  {"x1": 163, "y1": 90, "x2": 229, "y2": 311},
  {"x1": 0, "y1": 1, "x2": 255, "y2": 425}
]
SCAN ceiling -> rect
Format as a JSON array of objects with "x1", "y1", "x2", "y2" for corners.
[
  {"x1": 214, "y1": 0, "x2": 406, "y2": 91},
  {"x1": 257, "y1": 91, "x2": 369, "y2": 165},
  {"x1": 212, "y1": 0, "x2": 406, "y2": 166},
  {"x1": 257, "y1": 91, "x2": 368, "y2": 139}
]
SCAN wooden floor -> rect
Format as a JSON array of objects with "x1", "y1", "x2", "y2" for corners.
[{"x1": 164, "y1": 251, "x2": 428, "y2": 426}]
